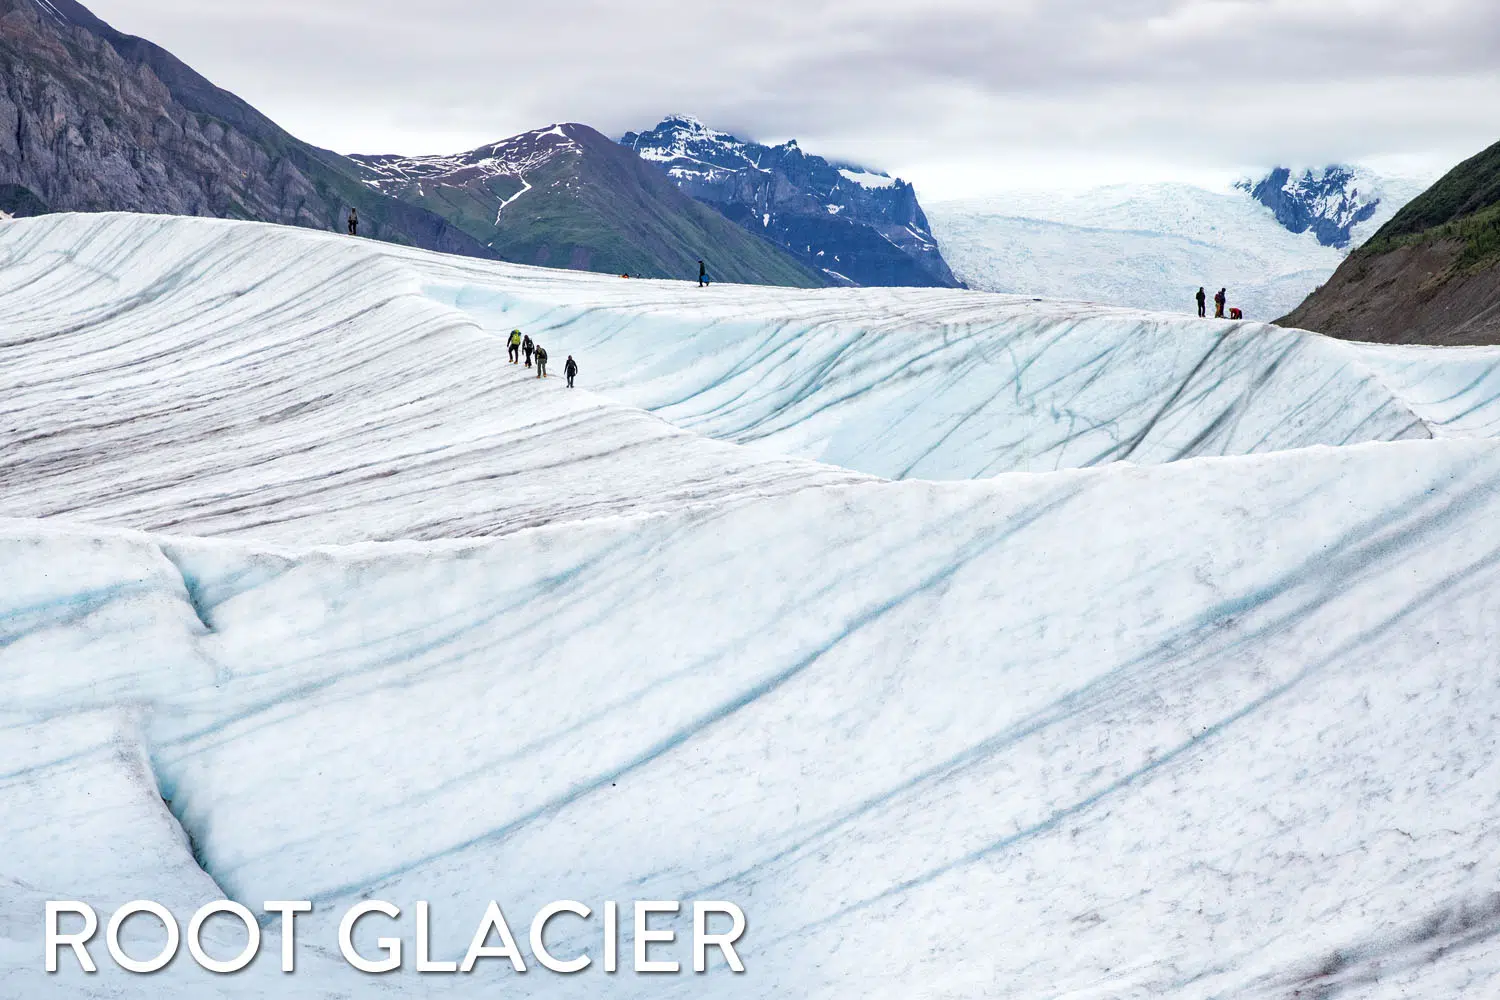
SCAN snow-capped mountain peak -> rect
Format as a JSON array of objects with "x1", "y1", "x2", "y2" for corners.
[
  {"x1": 619, "y1": 115, "x2": 960, "y2": 288},
  {"x1": 654, "y1": 113, "x2": 729, "y2": 139},
  {"x1": 1236, "y1": 165, "x2": 1382, "y2": 250},
  {"x1": 621, "y1": 116, "x2": 755, "y2": 177},
  {"x1": 354, "y1": 123, "x2": 583, "y2": 188}
]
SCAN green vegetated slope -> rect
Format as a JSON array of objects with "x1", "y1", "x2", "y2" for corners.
[
  {"x1": 1281, "y1": 139, "x2": 1500, "y2": 344},
  {"x1": 1368, "y1": 141, "x2": 1500, "y2": 264}
]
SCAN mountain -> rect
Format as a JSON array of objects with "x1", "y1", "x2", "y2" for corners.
[
  {"x1": 0, "y1": 0, "x2": 492, "y2": 257},
  {"x1": 619, "y1": 115, "x2": 959, "y2": 288},
  {"x1": 1280, "y1": 140, "x2": 1500, "y2": 345},
  {"x1": 351, "y1": 123, "x2": 826, "y2": 287},
  {"x1": 1236, "y1": 166, "x2": 1382, "y2": 249},
  {"x1": 928, "y1": 173, "x2": 1425, "y2": 319}
]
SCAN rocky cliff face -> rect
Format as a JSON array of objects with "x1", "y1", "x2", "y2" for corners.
[
  {"x1": 620, "y1": 116, "x2": 960, "y2": 288},
  {"x1": 0, "y1": 0, "x2": 492, "y2": 257}
]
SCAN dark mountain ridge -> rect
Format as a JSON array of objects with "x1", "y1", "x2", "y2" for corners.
[{"x1": 0, "y1": 0, "x2": 493, "y2": 256}]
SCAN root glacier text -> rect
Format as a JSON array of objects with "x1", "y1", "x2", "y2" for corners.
[{"x1": 45, "y1": 899, "x2": 747, "y2": 975}]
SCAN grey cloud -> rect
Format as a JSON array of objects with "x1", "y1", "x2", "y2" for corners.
[{"x1": 80, "y1": 0, "x2": 1500, "y2": 194}]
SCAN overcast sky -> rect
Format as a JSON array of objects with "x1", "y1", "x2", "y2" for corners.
[{"x1": 83, "y1": 0, "x2": 1500, "y2": 200}]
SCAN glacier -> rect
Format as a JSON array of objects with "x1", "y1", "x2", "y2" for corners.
[
  {"x1": 926, "y1": 175, "x2": 1432, "y2": 320},
  {"x1": 3, "y1": 213, "x2": 1500, "y2": 998}
]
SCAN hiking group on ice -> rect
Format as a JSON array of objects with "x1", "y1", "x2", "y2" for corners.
[
  {"x1": 505, "y1": 328, "x2": 574, "y2": 384},
  {"x1": 1196, "y1": 285, "x2": 1242, "y2": 319}
]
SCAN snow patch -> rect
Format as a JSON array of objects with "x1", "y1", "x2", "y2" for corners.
[
  {"x1": 838, "y1": 168, "x2": 898, "y2": 189},
  {"x1": 29, "y1": 0, "x2": 67, "y2": 24},
  {"x1": 493, "y1": 176, "x2": 533, "y2": 222}
]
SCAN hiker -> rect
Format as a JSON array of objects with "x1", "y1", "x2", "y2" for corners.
[
  {"x1": 565, "y1": 355, "x2": 578, "y2": 388},
  {"x1": 347, "y1": 208, "x2": 358, "y2": 236},
  {"x1": 1196, "y1": 287, "x2": 1207, "y2": 318},
  {"x1": 507, "y1": 329, "x2": 522, "y2": 364},
  {"x1": 522, "y1": 334, "x2": 535, "y2": 368},
  {"x1": 698, "y1": 260, "x2": 708, "y2": 287},
  {"x1": 1213, "y1": 288, "x2": 1227, "y2": 319},
  {"x1": 535, "y1": 345, "x2": 549, "y2": 378}
]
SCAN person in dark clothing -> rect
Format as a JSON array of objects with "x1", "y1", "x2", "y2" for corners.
[
  {"x1": 522, "y1": 334, "x2": 535, "y2": 368},
  {"x1": 348, "y1": 208, "x2": 358, "y2": 236},
  {"x1": 698, "y1": 260, "x2": 708, "y2": 287},
  {"x1": 1196, "y1": 287, "x2": 1207, "y2": 318},
  {"x1": 507, "y1": 329, "x2": 522, "y2": 364},
  {"x1": 535, "y1": 346, "x2": 549, "y2": 378},
  {"x1": 564, "y1": 355, "x2": 578, "y2": 388},
  {"x1": 1213, "y1": 288, "x2": 1227, "y2": 319}
]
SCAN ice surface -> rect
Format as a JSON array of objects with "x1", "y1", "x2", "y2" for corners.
[
  {"x1": 6, "y1": 212, "x2": 1500, "y2": 543},
  {"x1": 0, "y1": 215, "x2": 867, "y2": 545},
  {"x1": 420, "y1": 270, "x2": 1447, "y2": 481},
  {"x1": 1342, "y1": 341, "x2": 1500, "y2": 439},
  {"x1": 2, "y1": 214, "x2": 1500, "y2": 998},
  {"x1": 5, "y1": 442, "x2": 1500, "y2": 998}
]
